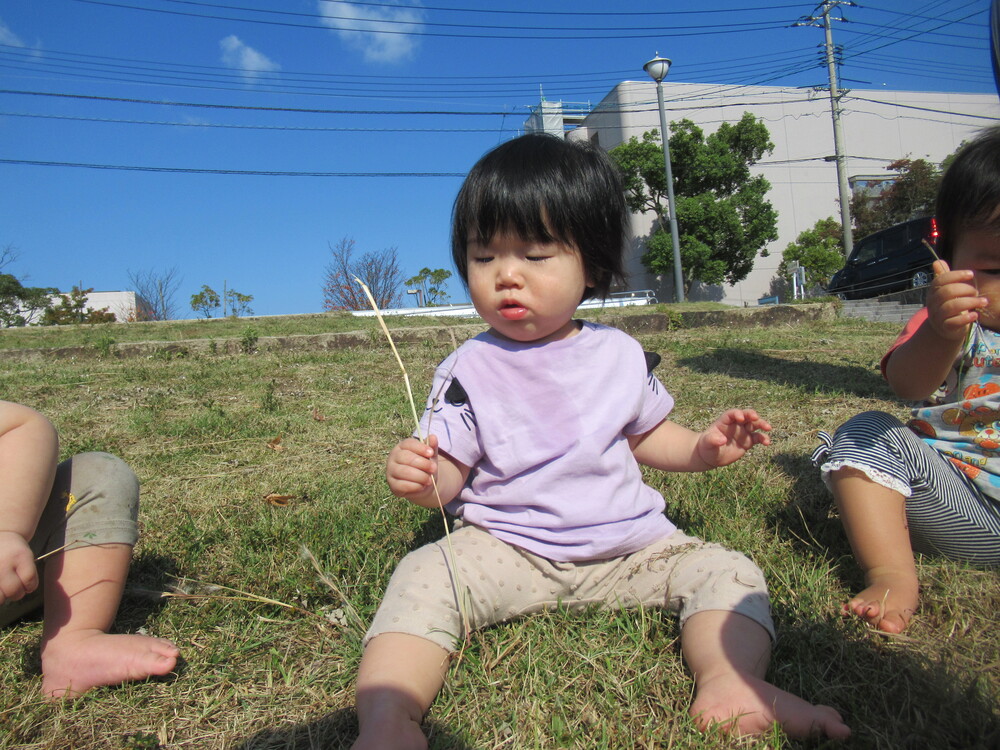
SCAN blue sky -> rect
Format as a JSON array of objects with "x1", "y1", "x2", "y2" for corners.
[{"x1": 1, "y1": 1, "x2": 996, "y2": 318}]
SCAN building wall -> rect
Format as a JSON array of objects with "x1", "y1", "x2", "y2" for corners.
[
  {"x1": 564, "y1": 81, "x2": 999, "y2": 305},
  {"x1": 32, "y1": 290, "x2": 151, "y2": 323}
]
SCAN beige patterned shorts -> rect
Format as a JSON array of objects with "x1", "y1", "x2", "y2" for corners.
[{"x1": 365, "y1": 522, "x2": 774, "y2": 652}]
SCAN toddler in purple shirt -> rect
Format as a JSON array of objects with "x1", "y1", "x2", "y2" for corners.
[{"x1": 352, "y1": 133, "x2": 850, "y2": 748}]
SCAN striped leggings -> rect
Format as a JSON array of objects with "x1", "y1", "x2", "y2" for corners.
[{"x1": 813, "y1": 411, "x2": 1000, "y2": 564}]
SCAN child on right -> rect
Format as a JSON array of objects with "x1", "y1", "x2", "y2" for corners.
[{"x1": 813, "y1": 125, "x2": 1000, "y2": 633}]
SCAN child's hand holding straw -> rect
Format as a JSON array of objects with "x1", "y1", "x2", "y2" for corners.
[{"x1": 926, "y1": 257, "x2": 988, "y2": 341}]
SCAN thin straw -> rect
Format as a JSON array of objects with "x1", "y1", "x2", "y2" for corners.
[{"x1": 353, "y1": 278, "x2": 471, "y2": 645}]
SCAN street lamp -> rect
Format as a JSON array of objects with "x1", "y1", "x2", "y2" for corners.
[
  {"x1": 407, "y1": 288, "x2": 425, "y2": 307},
  {"x1": 643, "y1": 54, "x2": 685, "y2": 303}
]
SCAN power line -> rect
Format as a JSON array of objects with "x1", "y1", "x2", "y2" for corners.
[
  {"x1": 0, "y1": 158, "x2": 466, "y2": 177},
  {"x1": 65, "y1": 0, "x2": 795, "y2": 39},
  {"x1": 0, "y1": 88, "x2": 524, "y2": 115},
  {"x1": 0, "y1": 110, "x2": 520, "y2": 133}
]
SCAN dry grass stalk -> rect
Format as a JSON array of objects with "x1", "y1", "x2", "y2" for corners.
[
  {"x1": 129, "y1": 577, "x2": 326, "y2": 619},
  {"x1": 353, "y1": 277, "x2": 472, "y2": 644},
  {"x1": 299, "y1": 545, "x2": 367, "y2": 633},
  {"x1": 922, "y1": 237, "x2": 942, "y2": 262}
]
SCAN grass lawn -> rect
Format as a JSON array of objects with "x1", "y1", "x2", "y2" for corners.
[{"x1": 0, "y1": 313, "x2": 996, "y2": 749}]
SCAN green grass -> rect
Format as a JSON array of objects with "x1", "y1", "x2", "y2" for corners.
[{"x1": 0, "y1": 314, "x2": 997, "y2": 749}]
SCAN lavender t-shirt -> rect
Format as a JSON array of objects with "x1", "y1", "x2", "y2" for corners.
[{"x1": 417, "y1": 321, "x2": 677, "y2": 562}]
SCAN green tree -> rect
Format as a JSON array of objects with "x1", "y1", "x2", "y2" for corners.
[
  {"x1": 610, "y1": 113, "x2": 778, "y2": 295},
  {"x1": 850, "y1": 158, "x2": 941, "y2": 239},
  {"x1": 40, "y1": 287, "x2": 116, "y2": 325},
  {"x1": 0, "y1": 273, "x2": 56, "y2": 327},
  {"x1": 779, "y1": 217, "x2": 845, "y2": 289},
  {"x1": 191, "y1": 285, "x2": 221, "y2": 318},
  {"x1": 225, "y1": 288, "x2": 254, "y2": 317},
  {"x1": 404, "y1": 267, "x2": 452, "y2": 306}
]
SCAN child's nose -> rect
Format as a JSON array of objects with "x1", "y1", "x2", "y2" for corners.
[{"x1": 496, "y1": 260, "x2": 523, "y2": 288}]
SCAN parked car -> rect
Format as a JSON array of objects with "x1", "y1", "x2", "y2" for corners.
[{"x1": 827, "y1": 216, "x2": 939, "y2": 300}]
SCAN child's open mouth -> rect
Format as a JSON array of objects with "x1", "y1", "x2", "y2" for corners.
[{"x1": 499, "y1": 301, "x2": 527, "y2": 320}]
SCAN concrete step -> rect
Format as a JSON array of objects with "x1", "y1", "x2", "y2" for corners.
[{"x1": 840, "y1": 299, "x2": 923, "y2": 324}]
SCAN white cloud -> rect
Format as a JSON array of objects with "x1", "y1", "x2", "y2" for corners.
[
  {"x1": 0, "y1": 18, "x2": 27, "y2": 48},
  {"x1": 219, "y1": 35, "x2": 280, "y2": 82},
  {"x1": 317, "y1": 0, "x2": 425, "y2": 64}
]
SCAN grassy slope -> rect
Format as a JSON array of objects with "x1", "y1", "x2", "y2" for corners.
[{"x1": 0, "y1": 313, "x2": 996, "y2": 749}]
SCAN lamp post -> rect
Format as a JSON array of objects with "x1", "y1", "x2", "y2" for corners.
[{"x1": 643, "y1": 54, "x2": 684, "y2": 303}]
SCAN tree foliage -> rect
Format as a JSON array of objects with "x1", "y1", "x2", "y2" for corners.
[
  {"x1": 0, "y1": 274, "x2": 56, "y2": 327},
  {"x1": 225, "y1": 288, "x2": 254, "y2": 317},
  {"x1": 190, "y1": 284, "x2": 253, "y2": 318},
  {"x1": 0, "y1": 245, "x2": 57, "y2": 327},
  {"x1": 850, "y1": 158, "x2": 941, "y2": 239},
  {"x1": 191, "y1": 285, "x2": 221, "y2": 318},
  {"x1": 40, "y1": 287, "x2": 116, "y2": 325},
  {"x1": 128, "y1": 266, "x2": 183, "y2": 321},
  {"x1": 779, "y1": 217, "x2": 845, "y2": 289},
  {"x1": 610, "y1": 114, "x2": 778, "y2": 295},
  {"x1": 404, "y1": 267, "x2": 452, "y2": 306},
  {"x1": 323, "y1": 237, "x2": 403, "y2": 311}
]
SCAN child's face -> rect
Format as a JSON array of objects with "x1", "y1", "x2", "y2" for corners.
[
  {"x1": 952, "y1": 227, "x2": 1000, "y2": 330},
  {"x1": 466, "y1": 232, "x2": 591, "y2": 344}
]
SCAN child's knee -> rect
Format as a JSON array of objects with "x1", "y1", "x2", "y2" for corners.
[
  {"x1": 674, "y1": 549, "x2": 774, "y2": 641},
  {"x1": 51, "y1": 452, "x2": 140, "y2": 550},
  {"x1": 364, "y1": 544, "x2": 464, "y2": 653},
  {"x1": 64, "y1": 452, "x2": 139, "y2": 506}
]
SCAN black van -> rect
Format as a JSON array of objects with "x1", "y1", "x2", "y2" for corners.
[{"x1": 827, "y1": 217, "x2": 939, "y2": 299}]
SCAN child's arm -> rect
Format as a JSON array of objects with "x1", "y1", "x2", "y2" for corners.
[
  {"x1": 886, "y1": 259, "x2": 987, "y2": 400},
  {"x1": 386, "y1": 434, "x2": 471, "y2": 509},
  {"x1": 0, "y1": 401, "x2": 60, "y2": 606},
  {"x1": 628, "y1": 409, "x2": 771, "y2": 473}
]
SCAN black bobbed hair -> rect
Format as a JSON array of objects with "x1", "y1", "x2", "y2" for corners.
[
  {"x1": 936, "y1": 125, "x2": 1000, "y2": 264},
  {"x1": 451, "y1": 133, "x2": 628, "y2": 301}
]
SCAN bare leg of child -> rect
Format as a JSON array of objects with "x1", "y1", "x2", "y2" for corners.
[
  {"x1": 352, "y1": 633, "x2": 451, "y2": 750},
  {"x1": 684, "y1": 610, "x2": 851, "y2": 739},
  {"x1": 39, "y1": 542, "x2": 179, "y2": 698},
  {"x1": 828, "y1": 466, "x2": 919, "y2": 633}
]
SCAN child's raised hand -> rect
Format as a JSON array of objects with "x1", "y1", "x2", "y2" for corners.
[
  {"x1": 386, "y1": 434, "x2": 440, "y2": 499},
  {"x1": 696, "y1": 409, "x2": 772, "y2": 469},
  {"x1": 0, "y1": 530, "x2": 38, "y2": 606},
  {"x1": 926, "y1": 258, "x2": 988, "y2": 340}
]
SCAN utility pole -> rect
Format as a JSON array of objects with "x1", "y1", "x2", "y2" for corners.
[{"x1": 796, "y1": 1, "x2": 855, "y2": 257}]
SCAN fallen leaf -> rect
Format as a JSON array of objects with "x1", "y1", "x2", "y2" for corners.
[
  {"x1": 266, "y1": 435, "x2": 284, "y2": 451},
  {"x1": 264, "y1": 493, "x2": 295, "y2": 507},
  {"x1": 312, "y1": 407, "x2": 327, "y2": 422}
]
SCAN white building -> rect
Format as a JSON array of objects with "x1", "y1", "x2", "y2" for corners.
[
  {"x1": 82, "y1": 290, "x2": 152, "y2": 322},
  {"x1": 529, "y1": 82, "x2": 999, "y2": 305},
  {"x1": 24, "y1": 289, "x2": 152, "y2": 324}
]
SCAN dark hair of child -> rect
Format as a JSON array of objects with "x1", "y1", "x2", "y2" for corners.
[
  {"x1": 451, "y1": 133, "x2": 628, "y2": 301},
  {"x1": 935, "y1": 124, "x2": 1000, "y2": 263}
]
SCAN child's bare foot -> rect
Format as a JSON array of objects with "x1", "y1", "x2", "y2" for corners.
[
  {"x1": 690, "y1": 670, "x2": 850, "y2": 740},
  {"x1": 40, "y1": 629, "x2": 179, "y2": 698},
  {"x1": 845, "y1": 566, "x2": 919, "y2": 633}
]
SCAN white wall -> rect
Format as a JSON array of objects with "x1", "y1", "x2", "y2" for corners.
[{"x1": 566, "y1": 81, "x2": 999, "y2": 305}]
